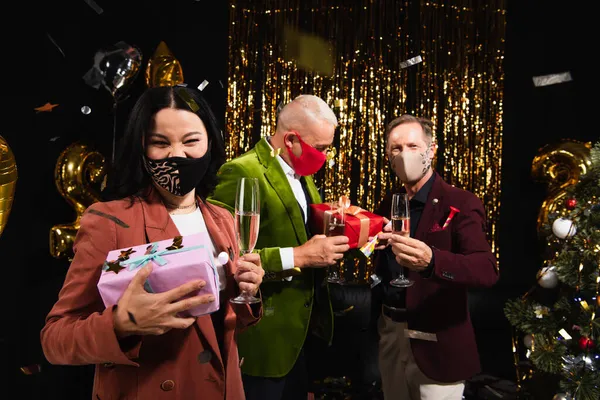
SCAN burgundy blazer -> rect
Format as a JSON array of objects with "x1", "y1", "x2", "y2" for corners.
[
  {"x1": 375, "y1": 173, "x2": 498, "y2": 382},
  {"x1": 41, "y1": 189, "x2": 261, "y2": 400}
]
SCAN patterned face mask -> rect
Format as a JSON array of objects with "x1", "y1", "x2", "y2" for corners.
[
  {"x1": 144, "y1": 150, "x2": 212, "y2": 196},
  {"x1": 390, "y1": 147, "x2": 431, "y2": 183}
]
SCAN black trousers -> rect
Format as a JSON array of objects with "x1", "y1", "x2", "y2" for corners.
[
  {"x1": 242, "y1": 347, "x2": 308, "y2": 400},
  {"x1": 243, "y1": 331, "x2": 332, "y2": 400}
]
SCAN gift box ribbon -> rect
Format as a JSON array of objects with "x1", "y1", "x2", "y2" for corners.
[
  {"x1": 325, "y1": 196, "x2": 371, "y2": 247},
  {"x1": 119, "y1": 242, "x2": 204, "y2": 270},
  {"x1": 103, "y1": 236, "x2": 215, "y2": 272}
]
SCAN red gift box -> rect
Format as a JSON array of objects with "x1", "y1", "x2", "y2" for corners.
[{"x1": 310, "y1": 200, "x2": 384, "y2": 249}]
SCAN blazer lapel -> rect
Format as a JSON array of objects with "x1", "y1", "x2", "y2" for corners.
[
  {"x1": 414, "y1": 173, "x2": 446, "y2": 241},
  {"x1": 257, "y1": 138, "x2": 308, "y2": 243},
  {"x1": 199, "y1": 201, "x2": 237, "y2": 293},
  {"x1": 197, "y1": 201, "x2": 240, "y2": 369},
  {"x1": 304, "y1": 176, "x2": 323, "y2": 204},
  {"x1": 139, "y1": 189, "x2": 225, "y2": 371}
]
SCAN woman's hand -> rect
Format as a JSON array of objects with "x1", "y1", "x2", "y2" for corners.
[
  {"x1": 234, "y1": 253, "x2": 264, "y2": 297},
  {"x1": 113, "y1": 264, "x2": 215, "y2": 338}
]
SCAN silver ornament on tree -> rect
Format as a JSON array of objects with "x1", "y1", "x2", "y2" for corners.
[
  {"x1": 523, "y1": 334, "x2": 534, "y2": 349},
  {"x1": 552, "y1": 393, "x2": 572, "y2": 400},
  {"x1": 537, "y1": 266, "x2": 559, "y2": 289},
  {"x1": 552, "y1": 218, "x2": 577, "y2": 239}
]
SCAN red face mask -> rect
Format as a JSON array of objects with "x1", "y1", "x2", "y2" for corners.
[{"x1": 285, "y1": 132, "x2": 327, "y2": 176}]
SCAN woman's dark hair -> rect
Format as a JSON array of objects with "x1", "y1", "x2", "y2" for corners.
[{"x1": 102, "y1": 86, "x2": 226, "y2": 202}]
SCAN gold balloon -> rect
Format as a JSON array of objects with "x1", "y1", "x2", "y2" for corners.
[
  {"x1": 145, "y1": 41, "x2": 184, "y2": 87},
  {"x1": 50, "y1": 142, "x2": 106, "y2": 260},
  {"x1": 531, "y1": 139, "x2": 592, "y2": 230},
  {"x1": 0, "y1": 135, "x2": 17, "y2": 238}
]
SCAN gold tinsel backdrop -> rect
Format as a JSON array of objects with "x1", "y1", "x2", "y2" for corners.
[{"x1": 226, "y1": 0, "x2": 506, "y2": 259}]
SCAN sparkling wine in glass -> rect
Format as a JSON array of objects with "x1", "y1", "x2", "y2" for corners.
[
  {"x1": 392, "y1": 216, "x2": 410, "y2": 233},
  {"x1": 236, "y1": 212, "x2": 259, "y2": 254},
  {"x1": 389, "y1": 193, "x2": 414, "y2": 288},
  {"x1": 325, "y1": 202, "x2": 345, "y2": 284},
  {"x1": 230, "y1": 177, "x2": 262, "y2": 304}
]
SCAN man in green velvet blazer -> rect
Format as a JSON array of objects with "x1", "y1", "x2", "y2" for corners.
[{"x1": 208, "y1": 95, "x2": 349, "y2": 400}]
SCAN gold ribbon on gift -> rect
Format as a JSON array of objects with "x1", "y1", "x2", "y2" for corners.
[{"x1": 326, "y1": 195, "x2": 371, "y2": 247}]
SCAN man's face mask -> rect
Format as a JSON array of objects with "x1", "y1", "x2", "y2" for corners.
[
  {"x1": 390, "y1": 146, "x2": 432, "y2": 183},
  {"x1": 284, "y1": 132, "x2": 327, "y2": 176}
]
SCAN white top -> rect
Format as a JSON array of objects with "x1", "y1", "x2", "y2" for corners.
[
  {"x1": 275, "y1": 155, "x2": 308, "y2": 221},
  {"x1": 169, "y1": 208, "x2": 227, "y2": 291},
  {"x1": 266, "y1": 139, "x2": 310, "y2": 278}
]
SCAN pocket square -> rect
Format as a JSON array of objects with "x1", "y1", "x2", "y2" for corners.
[{"x1": 429, "y1": 222, "x2": 443, "y2": 232}]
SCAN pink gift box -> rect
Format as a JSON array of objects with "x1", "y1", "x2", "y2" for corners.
[{"x1": 97, "y1": 232, "x2": 220, "y2": 317}]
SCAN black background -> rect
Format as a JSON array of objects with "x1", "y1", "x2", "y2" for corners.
[{"x1": 0, "y1": 0, "x2": 587, "y2": 398}]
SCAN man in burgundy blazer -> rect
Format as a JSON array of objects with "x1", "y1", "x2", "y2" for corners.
[{"x1": 373, "y1": 114, "x2": 498, "y2": 399}]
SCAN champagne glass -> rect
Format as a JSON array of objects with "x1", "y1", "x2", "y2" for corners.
[
  {"x1": 389, "y1": 193, "x2": 414, "y2": 288},
  {"x1": 325, "y1": 202, "x2": 345, "y2": 284},
  {"x1": 230, "y1": 177, "x2": 262, "y2": 304}
]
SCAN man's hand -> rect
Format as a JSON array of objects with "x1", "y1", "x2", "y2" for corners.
[
  {"x1": 370, "y1": 217, "x2": 391, "y2": 250},
  {"x1": 294, "y1": 234, "x2": 350, "y2": 268},
  {"x1": 389, "y1": 233, "x2": 433, "y2": 271}
]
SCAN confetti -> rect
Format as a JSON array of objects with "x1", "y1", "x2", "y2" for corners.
[
  {"x1": 283, "y1": 25, "x2": 333, "y2": 76},
  {"x1": 176, "y1": 89, "x2": 199, "y2": 112},
  {"x1": 400, "y1": 55, "x2": 423, "y2": 69},
  {"x1": 558, "y1": 328, "x2": 572, "y2": 340},
  {"x1": 34, "y1": 103, "x2": 59, "y2": 113},
  {"x1": 46, "y1": 33, "x2": 65, "y2": 58},
  {"x1": 532, "y1": 72, "x2": 573, "y2": 87},
  {"x1": 83, "y1": 0, "x2": 104, "y2": 14},
  {"x1": 20, "y1": 364, "x2": 42, "y2": 375},
  {"x1": 198, "y1": 80, "x2": 209, "y2": 91},
  {"x1": 104, "y1": 260, "x2": 125, "y2": 274},
  {"x1": 81, "y1": 106, "x2": 92, "y2": 115},
  {"x1": 369, "y1": 274, "x2": 381, "y2": 288},
  {"x1": 270, "y1": 148, "x2": 281, "y2": 157},
  {"x1": 87, "y1": 208, "x2": 130, "y2": 228}
]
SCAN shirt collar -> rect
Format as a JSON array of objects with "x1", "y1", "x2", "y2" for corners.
[
  {"x1": 266, "y1": 137, "x2": 296, "y2": 178},
  {"x1": 401, "y1": 172, "x2": 436, "y2": 204},
  {"x1": 277, "y1": 155, "x2": 296, "y2": 178}
]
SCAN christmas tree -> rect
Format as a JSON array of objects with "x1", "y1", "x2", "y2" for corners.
[{"x1": 504, "y1": 141, "x2": 600, "y2": 400}]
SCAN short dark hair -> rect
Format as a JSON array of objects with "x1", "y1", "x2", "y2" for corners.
[
  {"x1": 385, "y1": 114, "x2": 434, "y2": 145},
  {"x1": 102, "y1": 86, "x2": 226, "y2": 202}
]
